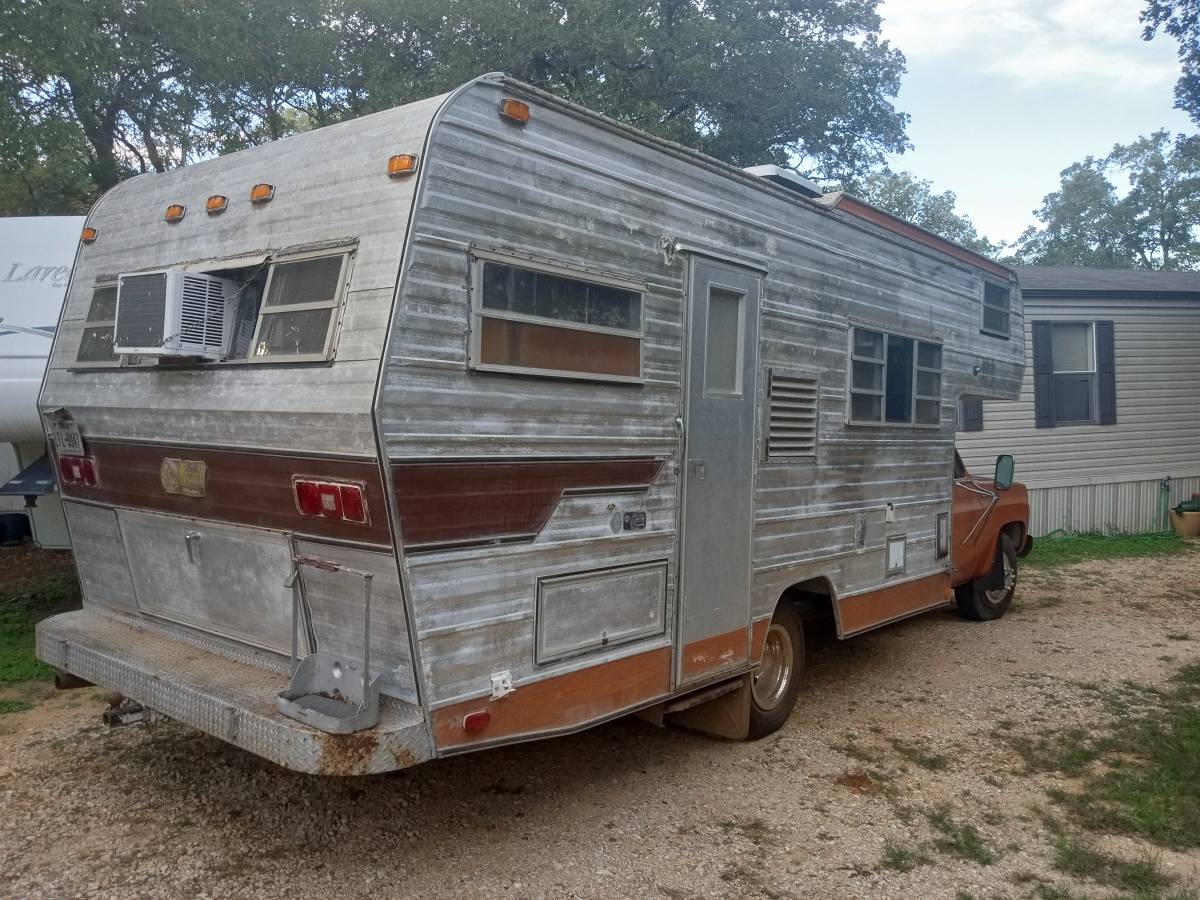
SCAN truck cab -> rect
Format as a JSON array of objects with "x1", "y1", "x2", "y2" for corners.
[{"x1": 950, "y1": 450, "x2": 1032, "y2": 620}]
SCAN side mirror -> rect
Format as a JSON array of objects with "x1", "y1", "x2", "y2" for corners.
[{"x1": 993, "y1": 454, "x2": 1015, "y2": 491}]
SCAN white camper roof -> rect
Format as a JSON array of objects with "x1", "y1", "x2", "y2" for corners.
[{"x1": 0, "y1": 215, "x2": 84, "y2": 441}]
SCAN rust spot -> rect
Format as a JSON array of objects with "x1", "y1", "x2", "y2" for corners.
[
  {"x1": 318, "y1": 731, "x2": 379, "y2": 776},
  {"x1": 834, "y1": 771, "x2": 879, "y2": 795}
]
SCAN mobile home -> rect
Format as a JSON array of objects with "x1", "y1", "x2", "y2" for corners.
[{"x1": 37, "y1": 75, "x2": 1026, "y2": 775}]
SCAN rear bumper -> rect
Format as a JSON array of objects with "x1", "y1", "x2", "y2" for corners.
[{"x1": 36, "y1": 608, "x2": 432, "y2": 775}]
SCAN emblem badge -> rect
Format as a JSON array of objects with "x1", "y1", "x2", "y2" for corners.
[{"x1": 160, "y1": 458, "x2": 207, "y2": 497}]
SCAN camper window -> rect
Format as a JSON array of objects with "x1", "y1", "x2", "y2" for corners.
[
  {"x1": 849, "y1": 327, "x2": 942, "y2": 426},
  {"x1": 249, "y1": 252, "x2": 349, "y2": 360},
  {"x1": 982, "y1": 281, "x2": 1010, "y2": 338},
  {"x1": 75, "y1": 285, "x2": 119, "y2": 364},
  {"x1": 471, "y1": 254, "x2": 643, "y2": 381}
]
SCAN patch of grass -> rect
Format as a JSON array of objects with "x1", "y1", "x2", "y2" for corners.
[
  {"x1": 1165, "y1": 631, "x2": 1193, "y2": 642},
  {"x1": 926, "y1": 806, "x2": 998, "y2": 865},
  {"x1": 0, "y1": 698, "x2": 33, "y2": 715},
  {"x1": 889, "y1": 737, "x2": 949, "y2": 771},
  {"x1": 879, "y1": 842, "x2": 934, "y2": 873},
  {"x1": 1024, "y1": 532, "x2": 1190, "y2": 571},
  {"x1": 0, "y1": 572, "x2": 81, "y2": 685},
  {"x1": 1052, "y1": 831, "x2": 1169, "y2": 894},
  {"x1": 1008, "y1": 727, "x2": 1104, "y2": 777},
  {"x1": 1046, "y1": 662, "x2": 1200, "y2": 854}
]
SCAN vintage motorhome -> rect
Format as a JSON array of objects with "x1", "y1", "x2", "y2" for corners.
[{"x1": 37, "y1": 75, "x2": 1027, "y2": 775}]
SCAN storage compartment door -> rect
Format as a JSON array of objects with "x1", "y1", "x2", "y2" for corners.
[{"x1": 118, "y1": 509, "x2": 296, "y2": 654}]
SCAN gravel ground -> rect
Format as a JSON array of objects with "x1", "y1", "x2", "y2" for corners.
[{"x1": 2, "y1": 546, "x2": 1199, "y2": 899}]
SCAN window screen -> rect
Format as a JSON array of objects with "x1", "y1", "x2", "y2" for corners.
[
  {"x1": 704, "y1": 288, "x2": 742, "y2": 394},
  {"x1": 849, "y1": 326, "x2": 942, "y2": 425},
  {"x1": 251, "y1": 253, "x2": 347, "y2": 360},
  {"x1": 474, "y1": 258, "x2": 643, "y2": 380},
  {"x1": 76, "y1": 286, "x2": 120, "y2": 363},
  {"x1": 982, "y1": 282, "x2": 1010, "y2": 337}
]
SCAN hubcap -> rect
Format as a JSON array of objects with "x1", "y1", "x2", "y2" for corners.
[
  {"x1": 752, "y1": 622, "x2": 794, "y2": 711},
  {"x1": 985, "y1": 554, "x2": 1016, "y2": 604}
]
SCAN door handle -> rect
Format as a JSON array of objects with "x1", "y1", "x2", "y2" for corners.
[{"x1": 184, "y1": 531, "x2": 201, "y2": 565}]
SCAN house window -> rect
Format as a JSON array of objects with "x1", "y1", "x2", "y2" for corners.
[
  {"x1": 849, "y1": 327, "x2": 942, "y2": 426},
  {"x1": 982, "y1": 281, "x2": 1011, "y2": 338},
  {"x1": 75, "y1": 285, "x2": 119, "y2": 364},
  {"x1": 472, "y1": 255, "x2": 643, "y2": 381},
  {"x1": 250, "y1": 252, "x2": 350, "y2": 360},
  {"x1": 1051, "y1": 322, "x2": 1095, "y2": 423},
  {"x1": 1032, "y1": 319, "x2": 1116, "y2": 428}
]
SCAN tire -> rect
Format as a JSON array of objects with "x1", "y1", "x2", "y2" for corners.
[
  {"x1": 956, "y1": 534, "x2": 1017, "y2": 621},
  {"x1": 748, "y1": 602, "x2": 805, "y2": 739}
]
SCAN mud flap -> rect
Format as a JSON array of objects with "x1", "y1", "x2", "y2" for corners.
[
  {"x1": 980, "y1": 543, "x2": 1007, "y2": 591},
  {"x1": 664, "y1": 674, "x2": 751, "y2": 741}
]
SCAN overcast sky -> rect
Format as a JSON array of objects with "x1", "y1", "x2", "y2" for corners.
[{"x1": 878, "y1": 0, "x2": 1194, "y2": 246}]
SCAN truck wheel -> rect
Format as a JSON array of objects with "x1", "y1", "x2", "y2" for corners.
[
  {"x1": 955, "y1": 534, "x2": 1017, "y2": 621},
  {"x1": 749, "y1": 602, "x2": 805, "y2": 739}
]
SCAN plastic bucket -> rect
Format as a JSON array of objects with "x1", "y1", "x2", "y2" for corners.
[{"x1": 1170, "y1": 509, "x2": 1200, "y2": 539}]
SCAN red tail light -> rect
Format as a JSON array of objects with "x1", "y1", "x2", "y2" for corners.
[
  {"x1": 58, "y1": 456, "x2": 98, "y2": 487},
  {"x1": 293, "y1": 479, "x2": 368, "y2": 525}
]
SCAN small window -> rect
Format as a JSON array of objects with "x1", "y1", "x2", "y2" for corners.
[
  {"x1": 250, "y1": 253, "x2": 348, "y2": 360},
  {"x1": 849, "y1": 326, "x2": 942, "y2": 426},
  {"x1": 886, "y1": 535, "x2": 907, "y2": 575},
  {"x1": 472, "y1": 256, "x2": 643, "y2": 381},
  {"x1": 1051, "y1": 322, "x2": 1095, "y2": 424},
  {"x1": 75, "y1": 285, "x2": 119, "y2": 364},
  {"x1": 982, "y1": 281, "x2": 1011, "y2": 338},
  {"x1": 704, "y1": 287, "x2": 743, "y2": 394}
]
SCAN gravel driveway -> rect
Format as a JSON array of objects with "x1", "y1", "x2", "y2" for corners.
[{"x1": 2, "y1": 546, "x2": 1198, "y2": 899}]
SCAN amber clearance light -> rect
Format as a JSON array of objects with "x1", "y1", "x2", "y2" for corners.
[
  {"x1": 387, "y1": 154, "x2": 419, "y2": 178},
  {"x1": 250, "y1": 183, "x2": 275, "y2": 204},
  {"x1": 499, "y1": 98, "x2": 530, "y2": 124},
  {"x1": 165, "y1": 204, "x2": 186, "y2": 223},
  {"x1": 80, "y1": 226, "x2": 98, "y2": 244},
  {"x1": 206, "y1": 194, "x2": 228, "y2": 214}
]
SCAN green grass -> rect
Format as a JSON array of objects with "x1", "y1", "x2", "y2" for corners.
[
  {"x1": 889, "y1": 736, "x2": 949, "y2": 771},
  {"x1": 0, "y1": 571, "x2": 80, "y2": 687},
  {"x1": 1052, "y1": 831, "x2": 1170, "y2": 894},
  {"x1": 925, "y1": 806, "x2": 998, "y2": 865},
  {"x1": 1024, "y1": 532, "x2": 1191, "y2": 571},
  {"x1": 879, "y1": 842, "x2": 934, "y2": 873}
]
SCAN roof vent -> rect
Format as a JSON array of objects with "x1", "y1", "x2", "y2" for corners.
[{"x1": 743, "y1": 165, "x2": 822, "y2": 198}]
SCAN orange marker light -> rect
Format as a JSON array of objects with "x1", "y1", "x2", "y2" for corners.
[
  {"x1": 249, "y1": 183, "x2": 275, "y2": 204},
  {"x1": 499, "y1": 98, "x2": 531, "y2": 124},
  {"x1": 387, "y1": 154, "x2": 419, "y2": 177},
  {"x1": 206, "y1": 194, "x2": 228, "y2": 214},
  {"x1": 165, "y1": 204, "x2": 186, "y2": 223},
  {"x1": 80, "y1": 226, "x2": 98, "y2": 244}
]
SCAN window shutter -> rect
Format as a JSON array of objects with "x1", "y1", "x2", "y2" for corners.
[
  {"x1": 960, "y1": 396, "x2": 984, "y2": 432},
  {"x1": 1095, "y1": 320, "x2": 1117, "y2": 425},
  {"x1": 1032, "y1": 321, "x2": 1055, "y2": 428},
  {"x1": 766, "y1": 370, "x2": 818, "y2": 458}
]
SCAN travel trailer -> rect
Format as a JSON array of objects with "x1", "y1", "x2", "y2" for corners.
[
  {"x1": 37, "y1": 75, "x2": 1028, "y2": 775},
  {"x1": 0, "y1": 215, "x2": 82, "y2": 548}
]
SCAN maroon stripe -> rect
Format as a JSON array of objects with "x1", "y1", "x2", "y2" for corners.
[
  {"x1": 392, "y1": 458, "x2": 663, "y2": 548},
  {"x1": 57, "y1": 440, "x2": 391, "y2": 544}
]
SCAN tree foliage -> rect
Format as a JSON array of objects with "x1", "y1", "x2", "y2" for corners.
[
  {"x1": 1142, "y1": 0, "x2": 1200, "y2": 125},
  {"x1": 1016, "y1": 131, "x2": 1200, "y2": 270},
  {"x1": 0, "y1": 0, "x2": 909, "y2": 214},
  {"x1": 834, "y1": 170, "x2": 998, "y2": 256}
]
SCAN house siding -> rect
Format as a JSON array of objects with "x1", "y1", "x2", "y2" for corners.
[{"x1": 957, "y1": 292, "x2": 1200, "y2": 535}]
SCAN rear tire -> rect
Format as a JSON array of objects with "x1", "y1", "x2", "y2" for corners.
[
  {"x1": 748, "y1": 603, "x2": 805, "y2": 739},
  {"x1": 956, "y1": 534, "x2": 1017, "y2": 621}
]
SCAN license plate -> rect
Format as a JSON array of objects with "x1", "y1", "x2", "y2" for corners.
[{"x1": 48, "y1": 419, "x2": 84, "y2": 457}]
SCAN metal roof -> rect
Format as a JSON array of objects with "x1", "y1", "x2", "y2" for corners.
[{"x1": 1016, "y1": 265, "x2": 1200, "y2": 297}]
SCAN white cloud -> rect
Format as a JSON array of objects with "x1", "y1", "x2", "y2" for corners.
[{"x1": 880, "y1": 0, "x2": 1179, "y2": 90}]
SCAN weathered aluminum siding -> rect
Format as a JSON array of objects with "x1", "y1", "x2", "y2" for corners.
[
  {"x1": 957, "y1": 294, "x2": 1200, "y2": 534},
  {"x1": 382, "y1": 76, "x2": 1025, "y2": 708},
  {"x1": 41, "y1": 92, "x2": 448, "y2": 455}
]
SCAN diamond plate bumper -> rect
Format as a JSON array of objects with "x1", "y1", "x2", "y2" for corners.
[{"x1": 36, "y1": 608, "x2": 433, "y2": 775}]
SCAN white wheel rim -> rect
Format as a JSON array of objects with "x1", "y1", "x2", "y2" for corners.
[
  {"x1": 752, "y1": 622, "x2": 794, "y2": 711},
  {"x1": 985, "y1": 553, "x2": 1015, "y2": 604}
]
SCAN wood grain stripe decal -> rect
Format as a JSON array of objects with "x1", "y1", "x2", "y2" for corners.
[
  {"x1": 836, "y1": 572, "x2": 952, "y2": 636},
  {"x1": 682, "y1": 626, "x2": 750, "y2": 680},
  {"x1": 392, "y1": 457, "x2": 663, "y2": 548},
  {"x1": 56, "y1": 440, "x2": 390, "y2": 543}
]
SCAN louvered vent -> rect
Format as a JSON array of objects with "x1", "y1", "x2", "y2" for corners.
[
  {"x1": 114, "y1": 272, "x2": 168, "y2": 349},
  {"x1": 766, "y1": 370, "x2": 818, "y2": 459},
  {"x1": 177, "y1": 273, "x2": 230, "y2": 354}
]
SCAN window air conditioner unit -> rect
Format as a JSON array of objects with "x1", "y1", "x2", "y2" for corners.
[{"x1": 114, "y1": 269, "x2": 240, "y2": 359}]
